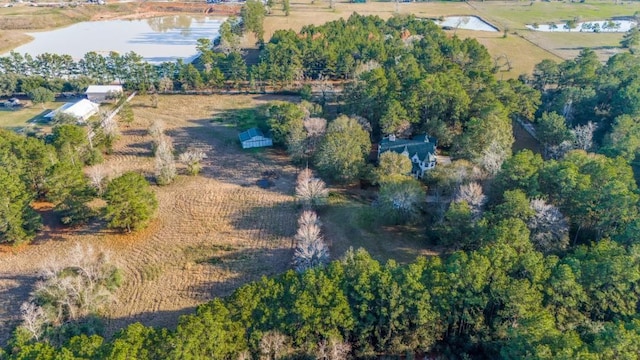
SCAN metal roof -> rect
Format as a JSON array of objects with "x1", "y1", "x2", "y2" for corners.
[
  {"x1": 85, "y1": 85, "x2": 123, "y2": 94},
  {"x1": 238, "y1": 127, "x2": 266, "y2": 142}
]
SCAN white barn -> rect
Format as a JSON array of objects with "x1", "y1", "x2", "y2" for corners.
[
  {"x1": 85, "y1": 85, "x2": 123, "y2": 103},
  {"x1": 45, "y1": 99, "x2": 100, "y2": 123},
  {"x1": 239, "y1": 128, "x2": 273, "y2": 149}
]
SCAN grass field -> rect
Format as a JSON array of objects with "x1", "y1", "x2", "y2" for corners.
[
  {"x1": 0, "y1": 101, "x2": 58, "y2": 131},
  {"x1": 472, "y1": 1, "x2": 640, "y2": 30},
  {"x1": 0, "y1": 94, "x2": 434, "y2": 345}
]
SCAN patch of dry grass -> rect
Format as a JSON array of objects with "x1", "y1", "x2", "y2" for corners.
[
  {"x1": 0, "y1": 94, "x2": 302, "y2": 343},
  {"x1": 322, "y1": 191, "x2": 440, "y2": 264}
]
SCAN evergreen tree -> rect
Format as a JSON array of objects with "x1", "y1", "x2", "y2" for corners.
[{"x1": 104, "y1": 172, "x2": 158, "y2": 232}]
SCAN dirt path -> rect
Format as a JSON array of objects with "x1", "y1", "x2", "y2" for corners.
[{"x1": 0, "y1": 94, "x2": 299, "y2": 344}]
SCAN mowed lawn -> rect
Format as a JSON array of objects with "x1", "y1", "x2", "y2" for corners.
[
  {"x1": 0, "y1": 101, "x2": 58, "y2": 131},
  {"x1": 473, "y1": 1, "x2": 640, "y2": 30}
]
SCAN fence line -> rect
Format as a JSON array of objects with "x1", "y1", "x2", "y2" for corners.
[{"x1": 88, "y1": 92, "x2": 137, "y2": 144}]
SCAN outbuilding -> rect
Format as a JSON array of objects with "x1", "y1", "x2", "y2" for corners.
[
  {"x1": 85, "y1": 85, "x2": 123, "y2": 103},
  {"x1": 45, "y1": 99, "x2": 100, "y2": 123},
  {"x1": 239, "y1": 128, "x2": 273, "y2": 149}
]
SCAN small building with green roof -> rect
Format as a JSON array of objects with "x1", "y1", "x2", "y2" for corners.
[{"x1": 239, "y1": 128, "x2": 273, "y2": 149}]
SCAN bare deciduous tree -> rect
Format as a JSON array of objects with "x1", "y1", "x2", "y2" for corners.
[
  {"x1": 572, "y1": 121, "x2": 597, "y2": 151},
  {"x1": 293, "y1": 211, "x2": 329, "y2": 272},
  {"x1": 354, "y1": 60, "x2": 381, "y2": 78},
  {"x1": 158, "y1": 77, "x2": 174, "y2": 92},
  {"x1": 178, "y1": 149, "x2": 207, "y2": 176},
  {"x1": 316, "y1": 338, "x2": 352, "y2": 360},
  {"x1": 87, "y1": 165, "x2": 109, "y2": 195},
  {"x1": 155, "y1": 136, "x2": 176, "y2": 185},
  {"x1": 260, "y1": 330, "x2": 289, "y2": 360},
  {"x1": 304, "y1": 117, "x2": 327, "y2": 137},
  {"x1": 350, "y1": 115, "x2": 372, "y2": 133},
  {"x1": 528, "y1": 198, "x2": 570, "y2": 253},
  {"x1": 237, "y1": 350, "x2": 252, "y2": 360},
  {"x1": 295, "y1": 169, "x2": 329, "y2": 208},
  {"x1": 303, "y1": 117, "x2": 327, "y2": 155},
  {"x1": 546, "y1": 140, "x2": 574, "y2": 160},
  {"x1": 20, "y1": 302, "x2": 47, "y2": 341},
  {"x1": 150, "y1": 93, "x2": 159, "y2": 108},
  {"x1": 454, "y1": 182, "x2": 486, "y2": 221},
  {"x1": 480, "y1": 140, "x2": 508, "y2": 176},
  {"x1": 22, "y1": 245, "x2": 121, "y2": 336},
  {"x1": 148, "y1": 120, "x2": 164, "y2": 143},
  {"x1": 298, "y1": 210, "x2": 322, "y2": 228}
]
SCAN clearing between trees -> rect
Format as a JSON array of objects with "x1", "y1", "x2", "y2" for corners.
[{"x1": 0, "y1": 94, "x2": 433, "y2": 345}]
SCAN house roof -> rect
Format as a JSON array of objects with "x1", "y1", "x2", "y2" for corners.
[
  {"x1": 45, "y1": 99, "x2": 99, "y2": 119},
  {"x1": 238, "y1": 127, "x2": 267, "y2": 142},
  {"x1": 85, "y1": 85, "x2": 123, "y2": 94},
  {"x1": 379, "y1": 134, "x2": 437, "y2": 162}
]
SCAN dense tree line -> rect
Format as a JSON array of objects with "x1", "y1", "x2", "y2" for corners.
[
  {"x1": 0, "y1": 127, "x2": 95, "y2": 243},
  {"x1": 531, "y1": 48, "x2": 640, "y2": 163},
  {"x1": 4, "y1": 236, "x2": 640, "y2": 359}
]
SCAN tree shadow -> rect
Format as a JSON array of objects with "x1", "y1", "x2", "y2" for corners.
[
  {"x1": 103, "y1": 246, "x2": 294, "y2": 340},
  {"x1": 0, "y1": 274, "x2": 38, "y2": 346},
  {"x1": 229, "y1": 203, "x2": 298, "y2": 242},
  {"x1": 166, "y1": 118, "x2": 298, "y2": 195}
]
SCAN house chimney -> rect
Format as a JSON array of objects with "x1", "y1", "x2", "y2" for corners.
[{"x1": 389, "y1": 134, "x2": 396, "y2": 142}]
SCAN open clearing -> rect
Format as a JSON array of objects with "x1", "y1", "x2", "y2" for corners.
[
  {"x1": 0, "y1": 94, "x2": 433, "y2": 344},
  {"x1": 0, "y1": 101, "x2": 58, "y2": 131}
]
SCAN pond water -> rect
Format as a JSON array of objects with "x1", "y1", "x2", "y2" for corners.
[
  {"x1": 2, "y1": 15, "x2": 224, "y2": 64},
  {"x1": 434, "y1": 16, "x2": 499, "y2": 32},
  {"x1": 526, "y1": 19, "x2": 637, "y2": 32}
]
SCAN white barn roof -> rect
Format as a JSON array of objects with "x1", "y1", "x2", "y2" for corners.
[
  {"x1": 45, "y1": 99, "x2": 99, "y2": 121},
  {"x1": 85, "y1": 85, "x2": 123, "y2": 94}
]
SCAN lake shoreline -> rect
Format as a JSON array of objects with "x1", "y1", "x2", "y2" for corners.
[
  {"x1": 2, "y1": 15, "x2": 226, "y2": 64},
  {"x1": 0, "y1": 2, "x2": 239, "y2": 56}
]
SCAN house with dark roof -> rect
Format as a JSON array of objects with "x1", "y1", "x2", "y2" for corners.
[
  {"x1": 239, "y1": 128, "x2": 273, "y2": 149},
  {"x1": 378, "y1": 134, "x2": 437, "y2": 178}
]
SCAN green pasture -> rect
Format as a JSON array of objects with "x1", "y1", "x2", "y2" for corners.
[
  {"x1": 474, "y1": 1, "x2": 640, "y2": 30},
  {"x1": 0, "y1": 101, "x2": 58, "y2": 131}
]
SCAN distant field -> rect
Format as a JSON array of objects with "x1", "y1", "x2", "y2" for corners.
[
  {"x1": 0, "y1": 101, "x2": 57, "y2": 131},
  {"x1": 472, "y1": 1, "x2": 640, "y2": 30}
]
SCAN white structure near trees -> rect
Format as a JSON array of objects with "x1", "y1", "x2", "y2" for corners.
[
  {"x1": 44, "y1": 99, "x2": 99, "y2": 123},
  {"x1": 377, "y1": 134, "x2": 437, "y2": 179},
  {"x1": 239, "y1": 128, "x2": 273, "y2": 149},
  {"x1": 85, "y1": 85, "x2": 123, "y2": 103}
]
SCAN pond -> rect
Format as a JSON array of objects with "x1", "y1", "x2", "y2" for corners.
[
  {"x1": 526, "y1": 19, "x2": 637, "y2": 32},
  {"x1": 433, "y1": 16, "x2": 499, "y2": 32},
  {"x1": 2, "y1": 15, "x2": 224, "y2": 64}
]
